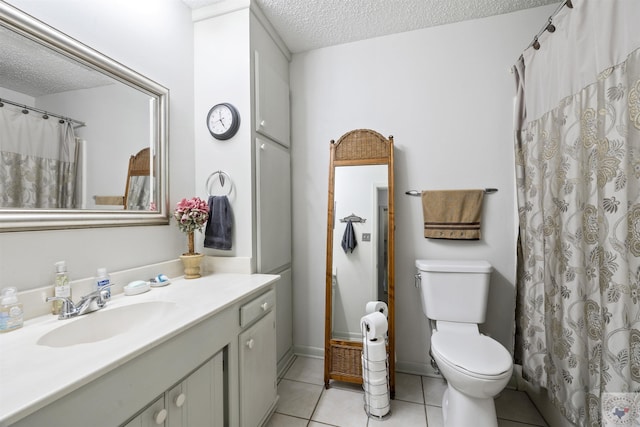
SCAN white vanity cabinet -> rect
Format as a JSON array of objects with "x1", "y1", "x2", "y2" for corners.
[
  {"x1": 122, "y1": 396, "x2": 166, "y2": 427},
  {"x1": 122, "y1": 351, "x2": 225, "y2": 427},
  {"x1": 238, "y1": 289, "x2": 277, "y2": 427},
  {"x1": 3, "y1": 275, "x2": 279, "y2": 427},
  {"x1": 165, "y1": 352, "x2": 225, "y2": 427}
]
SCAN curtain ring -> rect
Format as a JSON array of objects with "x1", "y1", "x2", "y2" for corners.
[
  {"x1": 533, "y1": 37, "x2": 541, "y2": 50},
  {"x1": 546, "y1": 20, "x2": 556, "y2": 33}
]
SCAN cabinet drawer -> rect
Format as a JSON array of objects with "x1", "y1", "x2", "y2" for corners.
[{"x1": 240, "y1": 289, "x2": 275, "y2": 328}]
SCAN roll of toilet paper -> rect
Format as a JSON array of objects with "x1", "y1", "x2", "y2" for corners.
[
  {"x1": 363, "y1": 338, "x2": 387, "y2": 362},
  {"x1": 365, "y1": 301, "x2": 388, "y2": 318},
  {"x1": 367, "y1": 399, "x2": 390, "y2": 417},
  {"x1": 364, "y1": 371, "x2": 388, "y2": 386},
  {"x1": 361, "y1": 356, "x2": 386, "y2": 373},
  {"x1": 360, "y1": 311, "x2": 388, "y2": 340}
]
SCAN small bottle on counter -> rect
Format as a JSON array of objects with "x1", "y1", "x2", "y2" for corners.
[
  {"x1": 0, "y1": 287, "x2": 24, "y2": 332},
  {"x1": 52, "y1": 261, "x2": 71, "y2": 315},
  {"x1": 95, "y1": 267, "x2": 111, "y2": 298}
]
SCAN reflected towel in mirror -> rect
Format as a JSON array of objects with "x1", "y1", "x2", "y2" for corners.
[{"x1": 341, "y1": 220, "x2": 357, "y2": 253}]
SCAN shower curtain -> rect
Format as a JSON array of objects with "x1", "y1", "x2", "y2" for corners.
[
  {"x1": 0, "y1": 104, "x2": 79, "y2": 209},
  {"x1": 514, "y1": 1, "x2": 640, "y2": 426}
]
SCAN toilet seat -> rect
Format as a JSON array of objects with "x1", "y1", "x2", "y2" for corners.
[{"x1": 431, "y1": 331, "x2": 512, "y2": 378}]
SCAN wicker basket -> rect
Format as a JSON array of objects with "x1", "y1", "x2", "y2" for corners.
[{"x1": 330, "y1": 341, "x2": 363, "y2": 382}]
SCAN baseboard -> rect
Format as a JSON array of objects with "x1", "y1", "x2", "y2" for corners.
[
  {"x1": 277, "y1": 348, "x2": 296, "y2": 379},
  {"x1": 293, "y1": 344, "x2": 324, "y2": 359}
]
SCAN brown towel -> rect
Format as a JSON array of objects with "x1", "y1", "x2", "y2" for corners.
[{"x1": 422, "y1": 190, "x2": 484, "y2": 240}]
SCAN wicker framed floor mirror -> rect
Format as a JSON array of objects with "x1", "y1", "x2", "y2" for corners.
[{"x1": 323, "y1": 129, "x2": 395, "y2": 398}]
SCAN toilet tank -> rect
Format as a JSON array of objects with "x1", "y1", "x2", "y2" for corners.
[{"x1": 415, "y1": 259, "x2": 493, "y2": 323}]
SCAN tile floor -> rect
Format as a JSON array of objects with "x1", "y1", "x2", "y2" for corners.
[{"x1": 265, "y1": 356, "x2": 549, "y2": 427}]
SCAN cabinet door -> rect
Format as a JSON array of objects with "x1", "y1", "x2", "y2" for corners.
[
  {"x1": 239, "y1": 310, "x2": 277, "y2": 427},
  {"x1": 122, "y1": 396, "x2": 166, "y2": 427},
  {"x1": 255, "y1": 50, "x2": 290, "y2": 148},
  {"x1": 166, "y1": 351, "x2": 225, "y2": 427},
  {"x1": 256, "y1": 137, "x2": 291, "y2": 273}
]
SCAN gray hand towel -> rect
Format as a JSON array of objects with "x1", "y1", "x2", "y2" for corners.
[
  {"x1": 341, "y1": 220, "x2": 357, "y2": 253},
  {"x1": 204, "y1": 195, "x2": 233, "y2": 250}
]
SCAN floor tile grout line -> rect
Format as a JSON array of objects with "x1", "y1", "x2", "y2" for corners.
[
  {"x1": 420, "y1": 375, "x2": 430, "y2": 426},
  {"x1": 307, "y1": 382, "x2": 327, "y2": 425}
]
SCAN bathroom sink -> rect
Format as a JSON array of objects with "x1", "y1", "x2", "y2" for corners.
[{"x1": 37, "y1": 301, "x2": 177, "y2": 348}]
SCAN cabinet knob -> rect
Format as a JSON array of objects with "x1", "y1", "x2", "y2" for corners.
[
  {"x1": 261, "y1": 302, "x2": 268, "y2": 311},
  {"x1": 246, "y1": 338, "x2": 255, "y2": 349},
  {"x1": 175, "y1": 393, "x2": 186, "y2": 408},
  {"x1": 260, "y1": 143, "x2": 265, "y2": 150},
  {"x1": 154, "y1": 408, "x2": 167, "y2": 424},
  {"x1": 260, "y1": 120, "x2": 266, "y2": 127}
]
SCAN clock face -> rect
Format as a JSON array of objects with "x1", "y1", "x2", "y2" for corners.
[{"x1": 206, "y1": 103, "x2": 240, "y2": 140}]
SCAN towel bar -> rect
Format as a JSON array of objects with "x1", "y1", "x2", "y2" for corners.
[
  {"x1": 206, "y1": 170, "x2": 233, "y2": 196},
  {"x1": 405, "y1": 188, "x2": 498, "y2": 196}
]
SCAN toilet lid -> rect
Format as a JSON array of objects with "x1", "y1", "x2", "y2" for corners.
[{"x1": 432, "y1": 332, "x2": 512, "y2": 376}]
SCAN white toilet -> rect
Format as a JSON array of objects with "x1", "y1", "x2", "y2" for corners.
[{"x1": 415, "y1": 259, "x2": 513, "y2": 427}]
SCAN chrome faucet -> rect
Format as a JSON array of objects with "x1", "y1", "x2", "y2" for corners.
[{"x1": 47, "y1": 285, "x2": 112, "y2": 320}]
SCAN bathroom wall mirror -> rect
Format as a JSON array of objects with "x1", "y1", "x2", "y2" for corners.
[
  {"x1": 0, "y1": 2, "x2": 168, "y2": 231},
  {"x1": 324, "y1": 129, "x2": 395, "y2": 396}
]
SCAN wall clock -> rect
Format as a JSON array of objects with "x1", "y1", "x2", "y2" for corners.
[{"x1": 206, "y1": 103, "x2": 240, "y2": 140}]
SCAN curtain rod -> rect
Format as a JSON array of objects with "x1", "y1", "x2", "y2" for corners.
[
  {"x1": 526, "y1": 0, "x2": 573, "y2": 51},
  {"x1": 0, "y1": 97, "x2": 86, "y2": 128}
]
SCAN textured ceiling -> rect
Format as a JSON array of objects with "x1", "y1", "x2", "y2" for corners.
[
  {"x1": 183, "y1": 0, "x2": 559, "y2": 53},
  {"x1": 0, "y1": 26, "x2": 114, "y2": 97}
]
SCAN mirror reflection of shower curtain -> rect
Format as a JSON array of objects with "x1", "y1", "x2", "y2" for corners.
[
  {"x1": 126, "y1": 175, "x2": 151, "y2": 210},
  {"x1": 0, "y1": 104, "x2": 79, "y2": 208}
]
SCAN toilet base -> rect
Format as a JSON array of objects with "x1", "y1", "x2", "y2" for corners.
[{"x1": 442, "y1": 385, "x2": 498, "y2": 427}]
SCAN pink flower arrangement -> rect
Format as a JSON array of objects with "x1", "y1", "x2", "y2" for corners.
[{"x1": 174, "y1": 197, "x2": 209, "y2": 233}]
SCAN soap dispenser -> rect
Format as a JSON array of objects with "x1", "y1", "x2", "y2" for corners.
[
  {"x1": 52, "y1": 261, "x2": 71, "y2": 315},
  {"x1": 0, "y1": 287, "x2": 24, "y2": 332}
]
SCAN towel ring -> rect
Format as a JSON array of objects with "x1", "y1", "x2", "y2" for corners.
[{"x1": 206, "y1": 170, "x2": 233, "y2": 196}]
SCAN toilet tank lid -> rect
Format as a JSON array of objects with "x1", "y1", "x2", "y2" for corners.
[{"x1": 415, "y1": 259, "x2": 493, "y2": 273}]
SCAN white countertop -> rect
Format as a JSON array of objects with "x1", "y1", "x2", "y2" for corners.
[{"x1": 0, "y1": 273, "x2": 278, "y2": 426}]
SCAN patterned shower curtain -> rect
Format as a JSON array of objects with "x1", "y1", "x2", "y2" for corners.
[
  {"x1": 513, "y1": 2, "x2": 640, "y2": 425},
  {"x1": 0, "y1": 104, "x2": 78, "y2": 209}
]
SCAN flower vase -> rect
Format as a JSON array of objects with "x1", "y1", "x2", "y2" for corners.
[
  {"x1": 180, "y1": 231, "x2": 203, "y2": 279},
  {"x1": 180, "y1": 253, "x2": 204, "y2": 279}
]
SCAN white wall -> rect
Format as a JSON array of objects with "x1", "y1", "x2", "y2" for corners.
[
  {"x1": 290, "y1": 5, "x2": 556, "y2": 372},
  {"x1": 0, "y1": 0, "x2": 195, "y2": 291},
  {"x1": 193, "y1": 10, "x2": 253, "y2": 261}
]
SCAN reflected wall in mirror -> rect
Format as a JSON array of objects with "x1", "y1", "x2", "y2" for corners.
[
  {"x1": 0, "y1": 2, "x2": 168, "y2": 231},
  {"x1": 324, "y1": 129, "x2": 395, "y2": 397}
]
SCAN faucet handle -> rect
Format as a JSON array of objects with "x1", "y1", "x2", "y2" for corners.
[
  {"x1": 46, "y1": 296, "x2": 77, "y2": 319},
  {"x1": 98, "y1": 286, "x2": 112, "y2": 305}
]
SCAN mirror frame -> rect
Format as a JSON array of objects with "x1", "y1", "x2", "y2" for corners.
[
  {"x1": 324, "y1": 129, "x2": 395, "y2": 397},
  {"x1": 0, "y1": 2, "x2": 169, "y2": 231}
]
